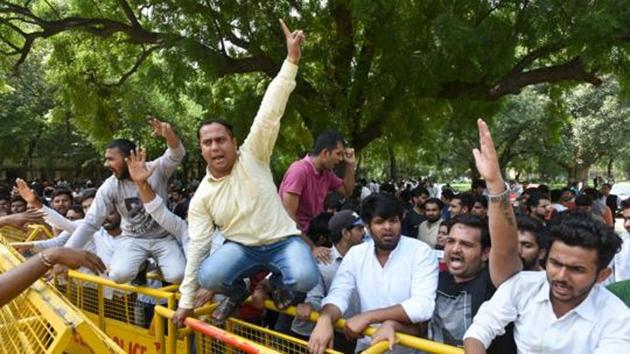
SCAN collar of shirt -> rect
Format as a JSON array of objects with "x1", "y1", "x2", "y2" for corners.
[
  {"x1": 304, "y1": 154, "x2": 323, "y2": 176},
  {"x1": 371, "y1": 237, "x2": 403, "y2": 263},
  {"x1": 533, "y1": 277, "x2": 599, "y2": 322},
  {"x1": 331, "y1": 244, "x2": 344, "y2": 262}
]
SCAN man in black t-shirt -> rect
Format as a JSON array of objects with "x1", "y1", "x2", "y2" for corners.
[
  {"x1": 401, "y1": 186, "x2": 429, "y2": 237},
  {"x1": 428, "y1": 120, "x2": 522, "y2": 353}
]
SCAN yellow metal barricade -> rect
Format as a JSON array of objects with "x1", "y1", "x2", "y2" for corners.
[
  {"x1": 59, "y1": 272, "x2": 463, "y2": 353},
  {"x1": 261, "y1": 300, "x2": 464, "y2": 354},
  {"x1": 154, "y1": 305, "x2": 343, "y2": 354},
  {"x1": 0, "y1": 242, "x2": 124, "y2": 354},
  {"x1": 0, "y1": 224, "x2": 52, "y2": 243},
  {"x1": 56, "y1": 270, "x2": 187, "y2": 354}
]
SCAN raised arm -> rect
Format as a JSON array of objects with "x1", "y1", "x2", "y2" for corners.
[
  {"x1": 15, "y1": 178, "x2": 43, "y2": 209},
  {"x1": 472, "y1": 119, "x2": 521, "y2": 287},
  {"x1": 16, "y1": 178, "x2": 79, "y2": 233},
  {"x1": 149, "y1": 117, "x2": 181, "y2": 150},
  {"x1": 240, "y1": 19, "x2": 303, "y2": 163},
  {"x1": 148, "y1": 117, "x2": 185, "y2": 178},
  {"x1": 339, "y1": 148, "x2": 357, "y2": 197},
  {"x1": 127, "y1": 148, "x2": 188, "y2": 248},
  {"x1": 127, "y1": 148, "x2": 158, "y2": 204}
]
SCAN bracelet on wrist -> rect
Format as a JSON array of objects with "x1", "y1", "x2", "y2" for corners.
[
  {"x1": 39, "y1": 251, "x2": 54, "y2": 268},
  {"x1": 487, "y1": 182, "x2": 511, "y2": 202}
]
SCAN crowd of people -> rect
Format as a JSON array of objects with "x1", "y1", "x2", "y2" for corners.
[{"x1": 1, "y1": 19, "x2": 630, "y2": 354}]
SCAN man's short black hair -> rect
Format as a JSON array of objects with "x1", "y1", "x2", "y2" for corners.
[
  {"x1": 527, "y1": 192, "x2": 549, "y2": 210},
  {"x1": 537, "y1": 184, "x2": 550, "y2": 196},
  {"x1": 450, "y1": 214, "x2": 491, "y2": 248},
  {"x1": 517, "y1": 215, "x2": 548, "y2": 249},
  {"x1": 197, "y1": 118, "x2": 235, "y2": 138},
  {"x1": 550, "y1": 189, "x2": 563, "y2": 203},
  {"x1": 547, "y1": 211, "x2": 621, "y2": 271},
  {"x1": 106, "y1": 139, "x2": 137, "y2": 157},
  {"x1": 621, "y1": 198, "x2": 630, "y2": 210},
  {"x1": 471, "y1": 179, "x2": 486, "y2": 191},
  {"x1": 473, "y1": 194, "x2": 488, "y2": 209},
  {"x1": 80, "y1": 188, "x2": 98, "y2": 204},
  {"x1": 575, "y1": 194, "x2": 593, "y2": 207},
  {"x1": 312, "y1": 130, "x2": 344, "y2": 155},
  {"x1": 412, "y1": 186, "x2": 430, "y2": 198},
  {"x1": 452, "y1": 192, "x2": 475, "y2": 211},
  {"x1": 440, "y1": 220, "x2": 451, "y2": 233},
  {"x1": 424, "y1": 197, "x2": 444, "y2": 210},
  {"x1": 51, "y1": 188, "x2": 73, "y2": 201},
  {"x1": 360, "y1": 193, "x2": 404, "y2": 225},
  {"x1": 441, "y1": 188, "x2": 455, "y2": 200},
  {"x1": 308, "y1": 212, "x2": 332, "y2": 246},
  {"x1": 581, "y1": 187, "x2": 601, "y2": 200},
  {"x1": 68, "y1": 204, "x2": 85, "y2": 218}
]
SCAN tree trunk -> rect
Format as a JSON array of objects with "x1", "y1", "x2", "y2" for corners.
[
  {"x1": 567, "y1": 163, "x2": 591, "y2": 186},
  {"x1": 607, "y1": 158, "x2": 614, "y2": 181},
  {"x1": 388, "y1": 145, "x2": 397, "y2": 181}
]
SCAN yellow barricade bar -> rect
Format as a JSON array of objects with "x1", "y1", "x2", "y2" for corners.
[
  {"x1": 261, "y1": 300, "x2": 464, "y2": 354},
  {"x1": 155, "y1": 305, "x2": 283, "y2": 354},
  {"x1": 0, "y1": 242, "x2": 124, "y2": 354}
]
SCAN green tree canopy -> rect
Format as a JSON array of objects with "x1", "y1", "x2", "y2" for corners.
[{"x1": 1, "y1": 0, "x2": 629, "y2": 180}]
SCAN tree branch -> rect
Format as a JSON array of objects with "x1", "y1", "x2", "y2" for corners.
[
  {"x1": 328, "y1": 0, "x2": 354, "y2": 95},
  {"x1": 116, "y1": 0, "x2": 141, "y2": 29},
  {"x1": 488, "y1": 57, "x2": 602, "y2": 98},
  {"x1": 104, "y1": 46, "x2": 158, "y2": 87}
]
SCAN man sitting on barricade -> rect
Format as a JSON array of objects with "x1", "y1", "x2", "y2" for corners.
[
  {"x1": 61, "y1": 118, "x2": 187, "y2": 284},
  {"x1": 173, "y1": 19, "x2": 319, "y2": 327}
]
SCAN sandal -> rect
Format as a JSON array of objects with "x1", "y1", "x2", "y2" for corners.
[
  {"x1": 271, "y1": 285, "x2": 295, "y2": 311},
  {"x1": 211, "y1": 297, "x2": 240, "y2": 326}
]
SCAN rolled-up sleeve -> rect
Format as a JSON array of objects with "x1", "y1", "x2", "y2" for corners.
[
  {"x1": 321, "y1": 253, "x2": 356, "y2": 315},
  {"x1": 400, "y1": 245, "x2": 438, "y2": 323},
  {"x1": 463, "y1": 274, "x2": 520, "y2": 348}
]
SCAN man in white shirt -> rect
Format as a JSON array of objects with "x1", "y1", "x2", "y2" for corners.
[
  {"x1": 291, "y1": 210, "x2": 364, "y2": 352},
  {"x1": 417, "y1": 197, "x2": 443, "y2": 247},
  {"x1": 464, "y1": 211, "x2": 630, "y2": 353},
  {"x1": 612, "y1": 199, "x2": 630, "y2": 282},
  {"x1": 308, "y1": 193, "x2": 438, "y2": 354}
]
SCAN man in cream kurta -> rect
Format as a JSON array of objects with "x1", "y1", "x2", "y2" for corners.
[{"x1": 174, "y1": 20, "x2": 318, "y2": 326}]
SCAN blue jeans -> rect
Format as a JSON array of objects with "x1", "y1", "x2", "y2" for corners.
[{"x1": 197, "y1": 236, "x2": 318, "y2": 300}]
